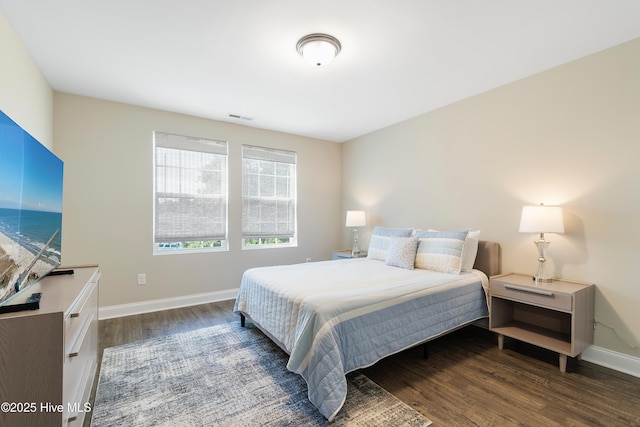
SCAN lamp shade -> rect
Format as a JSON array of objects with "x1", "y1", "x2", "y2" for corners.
[
  {"x1": 345, "y1": 210, "x2": 366, "y2": 227},
  {"x1": 519, "y1": 205, "x2": 564, "y2": 234}
]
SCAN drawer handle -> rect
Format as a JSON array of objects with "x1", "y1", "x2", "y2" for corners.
[
  {"x1": 67, "y1": 313, "x2": 93, "y2": 358},
  {"x1": 504, "y1": 284, "x2": 554, "y2": 297},
  {"x1": 68, "y1": 280, "x2": 97, "y2": 320}
]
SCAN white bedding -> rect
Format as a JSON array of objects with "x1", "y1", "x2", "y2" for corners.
[{"x1": 233, "y1": 257, "x2": 489, "y2": 420}]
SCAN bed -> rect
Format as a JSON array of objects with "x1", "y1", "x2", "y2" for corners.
[{"x1": 234, "y1": 230, "x2": 501, "y2": 421}]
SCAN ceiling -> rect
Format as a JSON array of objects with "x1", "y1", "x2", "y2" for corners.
[{"x1": 2, "y1": 1, "x2": 640, "y2": 143}]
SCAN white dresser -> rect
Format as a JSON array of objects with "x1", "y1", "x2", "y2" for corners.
[{"x1": 0, "y1": 265, "x2": 99, "y2": 427}]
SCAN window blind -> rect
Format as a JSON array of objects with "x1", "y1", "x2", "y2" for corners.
[
  {"x1": 154, "y1": 132, "x2": 228, "y2": 243},
  {"x1": 242, "y1": 145, "x2": 297, "y2": 239}
]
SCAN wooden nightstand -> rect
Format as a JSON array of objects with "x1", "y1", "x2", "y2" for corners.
[
  {"x1": 332, "y1": 250, "x2": 368, "y2": 260},
  {"x1": 489, "y1": 273, "x2": 595, "y2": 372}
]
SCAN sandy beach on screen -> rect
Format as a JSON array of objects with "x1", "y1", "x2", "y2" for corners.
[{"x1": 0, "y1": 230, "x2": 55, "y2": 302}]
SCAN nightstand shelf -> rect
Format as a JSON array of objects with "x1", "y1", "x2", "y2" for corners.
[
  {"x1": 489, "y1": 273, "x2": 595, "y2": 372},
  {"x1": 491, "y1": 320, "x2": 572, "y2": 355}
]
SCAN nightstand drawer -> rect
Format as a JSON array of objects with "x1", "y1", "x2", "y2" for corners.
[{"x1": 491, "y1": 281, "x2": 572, "y2": 312}]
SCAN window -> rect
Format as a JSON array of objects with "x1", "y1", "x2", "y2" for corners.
[
  {"x1": 154, "y1": 132, "x2": 228, "y2": 253},
  {"x1": 242, "y1": 145, "x2": 297, "y2": 248}
]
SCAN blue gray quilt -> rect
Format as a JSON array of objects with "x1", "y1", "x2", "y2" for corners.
[{"x1": 234, "y1": 258, "x2": 488, "y2": 420}]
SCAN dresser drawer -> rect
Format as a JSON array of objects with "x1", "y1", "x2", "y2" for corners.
[
  {"x1": 491, "y1": 280, "x2": 572, "y2": 312},
  {"x1": 63, "y1": 310, "x2": 97, "y2": 424},
  {"x1": 65, "y1": 274, "x2": 98, "y2": 349}
]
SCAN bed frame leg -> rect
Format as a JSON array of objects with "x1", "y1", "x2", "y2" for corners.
[
  {"x1": 240, "y1": 314, "x2": 246, "y2": 327},
  {"x1": 423, "y1": 343, "x2": 429, "y2": 359}
]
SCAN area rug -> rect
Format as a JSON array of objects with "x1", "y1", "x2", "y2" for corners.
[{"x1": 91, "y1": 322, "x2": 432, "y2": 426}]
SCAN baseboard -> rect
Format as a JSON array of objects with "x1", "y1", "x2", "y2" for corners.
[
  {"x1": 99, "y1": 288, "x2": 239, "y2": 320},
  {"x1": 581, "y1": 345, "x2": 640, "y2": 379}
]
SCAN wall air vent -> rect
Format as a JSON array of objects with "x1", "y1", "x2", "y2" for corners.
[{"x1": 228, "y1": 113, "x2": 253, "y2": 121}]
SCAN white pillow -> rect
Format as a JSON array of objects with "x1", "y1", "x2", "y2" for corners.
[
  {"x1": 461, "y1": 230, "x2": 481, "y2": 272},
  {"x1": 386, "y1": 236, "x2": 419, "y2": 270},
  {"x1": 414, "y1": 229, "x2": 469, "y2": 274}
]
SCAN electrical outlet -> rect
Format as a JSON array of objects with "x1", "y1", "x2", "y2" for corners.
[
  {"x1": 137, "y1": 273, "x2": 146, "y2": 285},
  {"x1": 306, "y1": 258, "x2": 311, "y2": 263}
]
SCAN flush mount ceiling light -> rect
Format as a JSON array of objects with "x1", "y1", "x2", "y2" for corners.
[{"x1": 296, "y1": 33, "x2": 341, "y2": 67}]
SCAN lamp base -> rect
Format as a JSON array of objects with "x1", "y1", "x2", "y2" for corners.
[
  {"x1": 351, "y1": 243, "x2": 360, "y2": 257},
  {"x1": 532, "y1": 239, "x2": 553, "y2": 283},
  {"x1": 351, "y1": 227, "x2": 360, "y2": 256}
]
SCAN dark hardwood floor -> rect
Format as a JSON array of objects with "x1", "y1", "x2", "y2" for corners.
[{"x1": 88, "y1": 300, "x2": 640, "y2": 426}]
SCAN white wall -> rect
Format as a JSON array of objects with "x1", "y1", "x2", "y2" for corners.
[
  {"x1": 0, "y1": 9, "x2": 53, "y2": 147},
  {"x1": 53, "y1": 94, "x2": 342, "y2": 308},
  {"x1": 342, "y1": 38, "x2": 640, "y2": 359}
]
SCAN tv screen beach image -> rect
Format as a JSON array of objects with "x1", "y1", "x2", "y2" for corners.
[{"x1": 0, "y1": 111, "x2": 63, "y2": 306}]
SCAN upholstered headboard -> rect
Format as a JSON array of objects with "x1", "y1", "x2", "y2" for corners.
[{"x1": 473, "y1": 240, "x2": 501, "y2": 278}]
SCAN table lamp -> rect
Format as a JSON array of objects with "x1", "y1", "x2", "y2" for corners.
[
  {"x1": 345, "y1": 210, "x2": 366, "y2": 256},
  {"x1": 519, "y1": 204, "x2": 564, "y2": 283}
]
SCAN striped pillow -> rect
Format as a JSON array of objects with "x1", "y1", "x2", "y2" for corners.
[
  {"x1": 414, "y1": 229, "x2": 469, "y2": 274},
  {"x1": 427, "y1": 228, "x2": 481, "y2": 272},
  {"x1": 367, "y1": 226, "x2": 413, "y2": 261}
]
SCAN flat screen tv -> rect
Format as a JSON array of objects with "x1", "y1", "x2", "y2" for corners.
[{"x1": 0, "y1": 110, "x2": 63, "y2": 310}]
